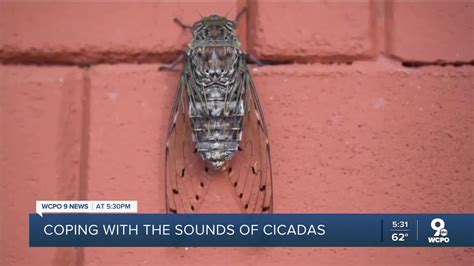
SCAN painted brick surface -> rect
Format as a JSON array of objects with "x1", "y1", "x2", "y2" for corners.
[
  {"x1": 1, "y1": 1, "x2": 473, "y2": 265},
  {"x1": 1, "y1": 66, "x2": 84, "y2": 265},
  {"x1": 248, "y1": 1, "x2": 374, "y2": 62},
  {"x1": 0, "y1": 2, "x2": 242, "y2": 64},
  {"x1": 387, "y1": 1, "x2": 474, "y2": 62},
  {"x1": 79, "y1": 63, "x2": 473, "y2": 265}
]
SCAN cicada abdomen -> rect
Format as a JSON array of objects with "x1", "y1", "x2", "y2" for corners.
[{"x1": 164, "y1": 11, "x2": 273, "y2": 214}]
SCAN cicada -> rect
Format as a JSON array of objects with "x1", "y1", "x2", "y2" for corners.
[{"x1": 162, "y1": 9, "x2": 273, "y2": 214}]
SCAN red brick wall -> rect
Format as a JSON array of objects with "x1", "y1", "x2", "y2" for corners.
[{"x1": 1, "y1": 1, "x2": 473, "y2": 265}]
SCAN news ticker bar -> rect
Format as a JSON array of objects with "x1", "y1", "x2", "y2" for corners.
[{"x1": 30, "y1": 214, "x2": 473, "y2": 247}]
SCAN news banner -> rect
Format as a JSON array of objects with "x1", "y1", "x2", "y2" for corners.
[{"x1": 30, "y1": 201, "x2": 473, "y2": 247}]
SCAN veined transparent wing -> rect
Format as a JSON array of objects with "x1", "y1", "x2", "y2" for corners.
[
  {"x1": 225, "y1": 63, "x2": 273, "y2": 214},
  {"x1": 165, "y1": 72, "x2": 210, "y2": 214}
]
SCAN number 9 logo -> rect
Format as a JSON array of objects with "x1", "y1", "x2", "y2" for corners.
[{"x1": 431, "y1": 218, "x2": 445, "y2": 236}]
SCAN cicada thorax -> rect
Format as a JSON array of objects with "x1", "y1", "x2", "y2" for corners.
[{"x1": 187, "y1": 46, "x2": 245, "y2": 170}]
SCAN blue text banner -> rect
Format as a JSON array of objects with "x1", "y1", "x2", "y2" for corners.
[{"x1": 29, "y1": 214, "x2": 473, "y2": 247}]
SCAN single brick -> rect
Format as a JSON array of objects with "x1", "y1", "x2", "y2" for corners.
[
  {"x1": 387, "y1": 2, "x2": 474, "y2": 62},
  {"x1": 248, "y1": 1, "x2": 374, "y2": 62},
  {"x1": 0, "y1": 2, "x2": 242, "y2": 64},
  {"x1": 0, "y1": 66, "x2": 84, "y2": 265}
]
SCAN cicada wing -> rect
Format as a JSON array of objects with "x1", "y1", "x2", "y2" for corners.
[
  {"x1": 226, "y1": 64, "x2": 273, "y2": 214},
  {"x1": 165, "y1": 73, "x2": 210, "y2": 214}
]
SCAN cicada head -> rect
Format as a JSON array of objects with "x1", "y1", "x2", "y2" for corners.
[
  {"x1": 189, "y1": 15, "x2": 241, "y2": 49},
  {"x1": 188, "y1": 15, "x2": 241, "y2": 82}
]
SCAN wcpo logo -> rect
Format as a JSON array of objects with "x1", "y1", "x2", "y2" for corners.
[{"x1": 427, "y1": 218, "x2": 450, "y2": 244}]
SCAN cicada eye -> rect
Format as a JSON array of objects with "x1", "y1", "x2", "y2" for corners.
[
  {"x1": 193, "y1": 22, "x2": 203, "y2": 30},
  {"x1": 226, "y1": 22, "x2": 236, "y2": 29}
]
